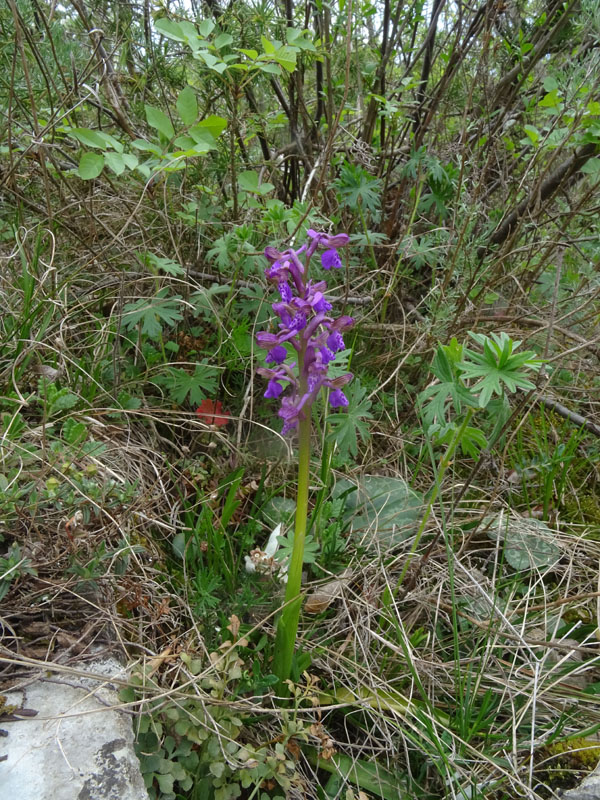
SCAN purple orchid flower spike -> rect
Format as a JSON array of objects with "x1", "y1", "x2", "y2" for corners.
[{"x1": 256, "y1": 230, "x2": 354, "y2": 434}]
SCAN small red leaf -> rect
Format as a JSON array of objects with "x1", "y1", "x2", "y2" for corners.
[{"x1": 196, "y1": 398, "x2": 230, "y2": 426}]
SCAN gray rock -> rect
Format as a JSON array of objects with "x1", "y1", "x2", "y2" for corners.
[
  {"x1": 0, "y1": 657, "x2": 148, "y2": 800},
  {"x1": 562, "y1": 761, "x2": 600, "y2": 800}
]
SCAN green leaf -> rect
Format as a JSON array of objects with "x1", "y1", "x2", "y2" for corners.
[
  {"x1": 327, "y1": 379, "x2": 372, "y2": 461},
  {"x1": 214, "y1": 32, "x2": 233, "y2": 49},
  {"x1": 306, "y1": 746, "x2": 408, "y2": 800},
  {"x1": 261, "y1": 496, "x2": 296, "y2": 527},
  {"x1": 145, "y1": 104, "x2": 175, "y2": 140},
  {"x1": 209, "y1": 761, "x2": 225, "y2": 778},
  {"x1": 68, "y1": 127, "x2": 108, "y2": 149},
  {"x1": 581, "y1": 157, "x2": 600, "y2": 174},
  {"x1": 419, "y1": 344, "x2": 476, "y2": 427},
  {"x1": 237, "y1": 171, "x2": 259, "y2": 191},
  {"x1": 155, "y1": 361, "x2": 218, "y2": 405},
  {"x1": 335, "y1": 162, "x2": 382, "y2": 214},
  {"x1": 131, "y1": 138, "x2": 162, "y2": 155},
  {"x1": 459, "y1": 331, "x2": 542, "y2": 408},
  {"x1": 198, "y1": 19, "x2": 215, "y2": 37},
  {"x1": 326, "y1": 381, "x2": 372, "y2": 461},
  {"x1": 238, "y1": 170, "x2": 274, "y2": 195},
  {"x1": 77, "y1": 152, "x2": 104, "y2": 180},
  {"x1": 50, "y1": 392, "x2": 78, "y2": 413},
  {"x1": 177, "y1": 87, "x2": 198, "y2": 126},
  {"x1": 191, "y1": 115, "x2": 227, "y2": 139},
  {"x1": 485, "y1": 515, "x2": 561, "y2": 570},
  {"x1": 156, "y1": 773, "x2": 174, "y2": 794},
  {"x1": 104, "y1": 151, "x2": 126, "y2": 176},
  {"x1": 258, "y1": 62, "x2": 282, "y2": 75},
  {"x1": 122, "y1": 289, "x2": 183, "y2": 339},
  {"x1": 154, "y1": 18, "x2": 187, "y2": 42},
  {"x1": 140, "y1": 252, "x2": 185, "y2": 276},
  {"x1": 285, "y1": 27, "x2": 316, "y2": 51},
  {"x1": 63, "y1": 418, "x2": 87, "y2": 445},
  {"x1": 333, "y1": 475, "x2": 423, "y2": 546},
  {"x1": 523, "y1": 124, "x2": 540, "y2": 145}
]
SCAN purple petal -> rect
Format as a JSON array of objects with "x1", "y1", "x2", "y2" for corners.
[
  {"x1": 256, "y1": 331, "x2": 280, "y2": 348},
  {"x1": 312, "y1": 292, "x2": 332, "y2": 313},
  {"x1": 266, "y1": 345, "x2": 287, "y2": 365},
  {"x1": 290, "y1": 312, "x2": 307, "y2": 331},
  {"x1": 323, "y1": 233, "x2": 349, "y2": 248},
  {"x1": 327, "y1": 331, "x2": 345, "y2": 352},
  {"x1": 278, "y1": 281, "x2": 292, "y2": 303},
  {"x1": 264, "y1": 379, "x2": 284, "y2": 399},
  {"x1": 329, "y1": 388, "x2": 349, "y2": 408},
  {"x1": 320, "y1": 346, "x2": 335, "y2": 364},
  {"x1": 322, "y1": 249, "x2": 342, "y2": 270},
  {"x1": 330, "y1": 315, "x2": 354, "y2": 331}
]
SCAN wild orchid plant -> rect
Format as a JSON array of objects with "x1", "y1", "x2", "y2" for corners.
[{"x1": 256, "y1": 229, "x2": 353, "y2": 691}]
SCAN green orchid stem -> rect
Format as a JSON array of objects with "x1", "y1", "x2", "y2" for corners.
[
  {"x1": 393, "y1": 409, "x2": 474, "y2": 597},
  {"x1": 272, "y1": 406, "x2": 311, "y2": 698}
]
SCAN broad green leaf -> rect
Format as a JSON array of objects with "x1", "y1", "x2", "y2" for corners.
[
  {"x1": 198, "y1": 19, "x2": 215, "y2": 37},
  {"x1": 238, "y1": 48, "x2": 258, "y2": 59},
  {"x1": 286, "y1": 27, "x2": 316, "y2": 51},
  {"x1": 154, "y1": 18, "x2": 187, "y2": 42},
  {"x1": 69, "y1": 127, "x2": 108, "y2": 149},
  {"x1": 581, "y1": 157, "x2": 600, "y2": 174},
  {"x1": 131, "y1": 138, "x2": 162, "y2": 155},
  {"x1": 177, "y1": 86, "x2": 198, "y2": 126},
  {"x1": 333, "y1": 475, "x2": 423, "y2": 546},
  {"x1": 188, "y1": 128, "x2": 217, "y2": 149},
  {"x1": 523, "y1": 124, "x2": 540, "y2": 144},
  {"x1": 145, "y1": 104, "x2": 174, "y2": 140},
  {"x1": 174, "y1": 135, "x2": 197, "y2": 150},
  {"x1": 214, "y1": 32, "x2": 233, "y2": 49},
  {"x1": 538, "y1": 89, "x2": 562, "y2": 109},
  {"x1": 104, "y1": 151, "x2": 126, "y2": 175},
  {"x1": 237, "y1": 170, "x2": 259, "y2": 192},
  {"x1": 96, "y1": 131, "x2": 123, "y2": 152},
  {"x1": 273, "y1": 45, "x2": 297, "y2": 72},
  {"x1": 238, "y1": 170, "x2": 274, "y2": 195},
  {"x1": 122, "y1": 153, "x2": 138, "y2": 170},
  {"x1": 485, "y1": 515, "x2": 561, "y2": 570},
  {"x1": 77, "y1": 152, "x2": 104, "y2": 179},
  {"x1": 258, "y1": 62, "x2": 282, "y2": 74},
  {"x1": 260, "y1": 35, "x2": 276, "y2": 55},
  {"x1": 306, "y1": 746, "x2": 409, "y2": 800},
  {"x1": 156, "y1": 773, "x2": 174, "y2": 795},
  {"x1": 192, "y1": 115, "x2": 227, "y2": 139}
]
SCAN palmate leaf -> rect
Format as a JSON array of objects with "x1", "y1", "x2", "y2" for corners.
[
  {"x1": 419, "y1": 344, "x2": 476, "y2": 427},
  {"x1": 155, "y1": 360, "x2": 218, "y2": 406},
  {"x1": 122, "y1": 289, "x2": 183, "y2": 339},
  {"x1": 335, "y1": 163, "x2": 382, "y2": 214},
  {"x1": 327, "y1": 381, "x2": 372, "y2": 461},
  {"x1": 459, "y1": 331, "x2": 543, "y2": 408}
]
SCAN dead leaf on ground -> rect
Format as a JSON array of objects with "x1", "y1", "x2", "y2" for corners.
[{"x1": 305, "y1": 569, "x2": 353, "y2": 614}]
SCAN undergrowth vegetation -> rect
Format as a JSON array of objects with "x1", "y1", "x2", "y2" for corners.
[{"x1": 2, "y1": 0, "x2": 600, "y2": 797}]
